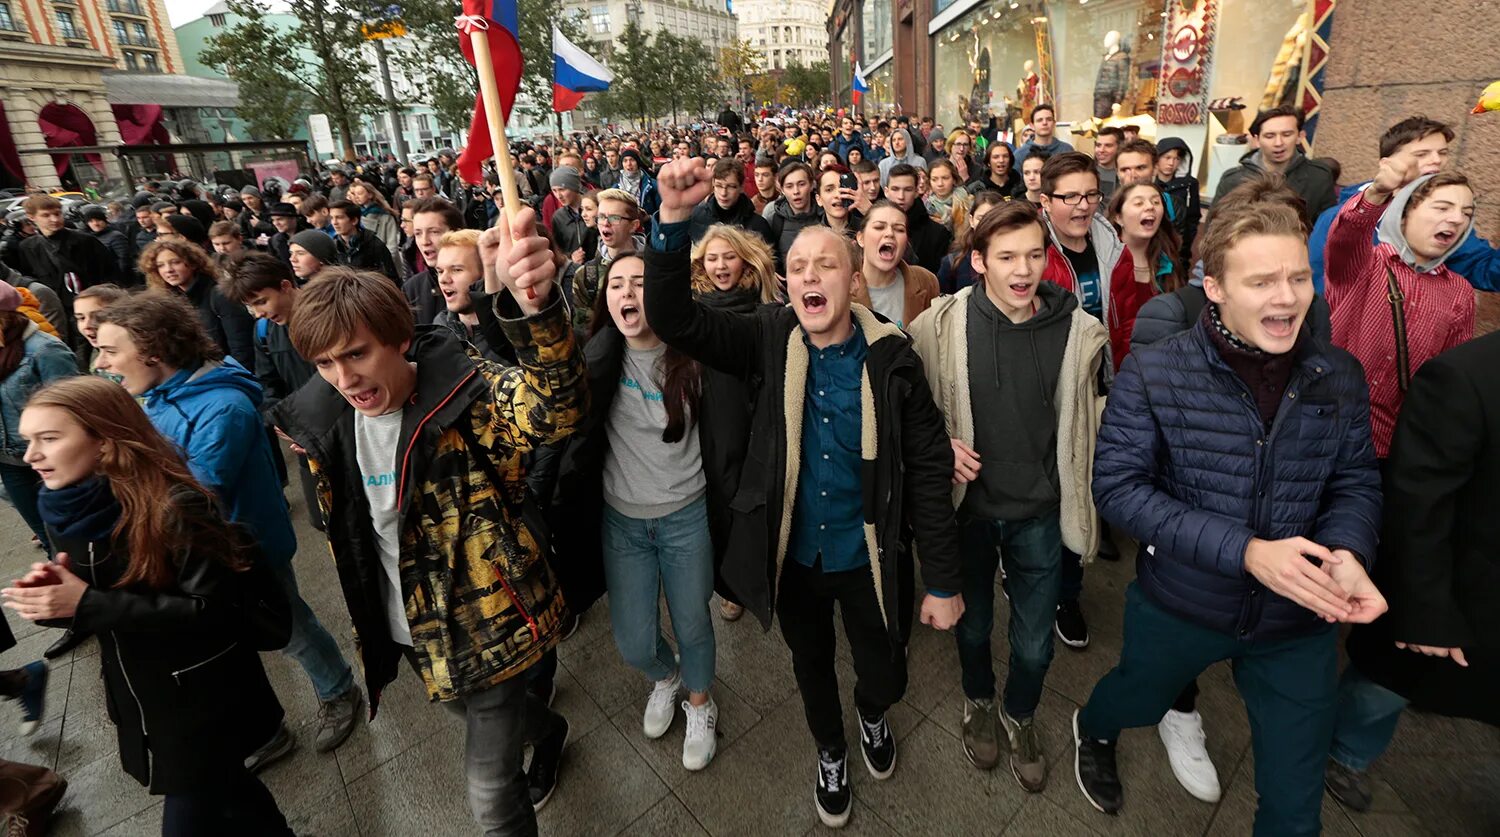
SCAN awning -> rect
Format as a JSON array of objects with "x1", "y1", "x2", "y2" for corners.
[{"x1": 103, "y1": 72, "x2": 241, "y2": 109}]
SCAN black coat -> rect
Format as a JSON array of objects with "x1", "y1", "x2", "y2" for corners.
[
  {"x1": 402, "y1": 268, "x2": 443, "y2": 325},
  {"x1": 689, "y1": 194, "x2": 775, "y2": 248},
  {"x1": 967, "y1": 170, "x2": 1026, "y2": 201},
  {"x1": 903, "y1": 202, "x2": 953, "y2": 276},
  {"x1": 335, "y1": 227, "x2": 399, "y2": 284},
  {"x1": 643, "y1": 245, "x2": 962, "y2": 640},
  {"x1": 18, "y1": 227, "x2": 122, "y2": 302},
  {"x1": 44, "y1": 491, "x2": 289, "y2": 794},
  {"x1": 90, "y1": 227, "x2": 131, "y2": 278},
  {"x1": 1347, "y1": 332, "x2": 1500, "y2": 726},
  {"x1": 181, "y1": 273, "x2": 256, "y2": 372},
  {"x1": 253, "y1": 317, "x2": 317, "y2": 418}
]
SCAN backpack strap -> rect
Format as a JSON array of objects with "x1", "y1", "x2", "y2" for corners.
[{"x1": 1385, "y1": 267, "x2": 1411, "y2": 392}]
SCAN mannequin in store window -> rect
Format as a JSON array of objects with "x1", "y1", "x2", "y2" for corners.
[
  {"x1": 1093, "y1": 30, "x2": 1130, "y2": 120},
  {"x1": 1017, "y1": 60, "x2": 1040, "y2": 135}
]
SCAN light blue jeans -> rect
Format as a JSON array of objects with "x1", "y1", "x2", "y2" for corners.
[
  {"x1": 601, "y1": 495, "x2": 716, "y2": 693},
  {"x1": 271, "y1": 560, "x2": 357, "y2": 702},
  {"x1": 1329, "y1": 664, "x2": 1409, "y2": 772}
]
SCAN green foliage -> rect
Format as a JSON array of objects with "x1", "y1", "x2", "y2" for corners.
[
  {"x1": 201, "y1": 0, "x2": 384, "y2": 158},
  {"x1": 783, "y1": 59, "x2": 830, "y2": 109},
  {"x1": 716, "y1": 39, "x2": 761, "y2": 105}
]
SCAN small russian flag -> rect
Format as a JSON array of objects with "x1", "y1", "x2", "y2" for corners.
[
  {"x1": 852, "y1": 61, "x2": 868, "y2": 106},
  {"x1": 553, "y1": 26, "x2": 613, "y2": 113}
]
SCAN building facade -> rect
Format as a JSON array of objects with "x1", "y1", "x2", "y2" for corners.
[
  {"x1": 0, "y1": 0, "x2": 197, "y2": 189},
  {"x1": 736, "y1": 0, "x2": 829, "y2": 71},
  {"x1": 564, "y1": 0, "x2": 738, "y2": 66}
]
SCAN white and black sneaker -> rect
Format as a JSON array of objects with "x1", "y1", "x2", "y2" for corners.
[
  {"x1": 1055, "y1": 601, "x2": 1090, "y2": 649},
  {"x1": 858, "y1": 713, "x2": 896, "y2": 779},
  {"x1": 1073, "y1": 709, "x2": 1123, "y2": 815},
  {"x1": 815, "y1": 746, "x2": 852, "y2": 828}
]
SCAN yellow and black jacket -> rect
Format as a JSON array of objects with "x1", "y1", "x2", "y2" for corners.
[{"x1": 272, "y1": 293, "x2": 588, "y2": 714}]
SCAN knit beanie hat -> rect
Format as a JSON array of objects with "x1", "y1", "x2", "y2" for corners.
[
  {"x1": 290, "y1": 229, "x2": 336, "y2": 264},
  {"x1": 549, "y1": 166, "x2": 582, "y2": 193},
  {"x1": 240, "y1": 185, "x2": 262, "y2": 198}
]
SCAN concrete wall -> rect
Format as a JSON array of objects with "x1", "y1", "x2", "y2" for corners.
[{"x1": 1314, "y1": 0, "x2": 1500, "y2": 241}]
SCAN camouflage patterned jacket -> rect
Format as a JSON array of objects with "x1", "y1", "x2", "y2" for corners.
[{"x1": 272, "y1": 293, "x2": 588, "y2": 713}]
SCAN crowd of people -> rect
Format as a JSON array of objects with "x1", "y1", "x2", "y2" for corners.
[{"x1": 0, "y1": 98, "x2": 1492, "y2": 837}]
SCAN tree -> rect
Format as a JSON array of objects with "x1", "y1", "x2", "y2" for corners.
[
  {"x1": 394, "y1": 0, "x2": 592, "y2": 132},
  {"x1": 202, "y1": 0, "x2": 384, "y2": 160},
  {"x1": 748, "y1": 73, "x2": 785, "y2": 110},
  {"x1": 609, "y1": 18, "x2": 657, "y2": 127},
  {"x1": 783, "y1": 59, "x2": 830, "y2": 109},
  {"x1": 717, "y1": 39, "x2": 760, "y2": 109}
]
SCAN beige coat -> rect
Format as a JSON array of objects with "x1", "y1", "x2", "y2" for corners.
[{"x1": 908, "y1": 286, "x2": 1109, "y2": 559}]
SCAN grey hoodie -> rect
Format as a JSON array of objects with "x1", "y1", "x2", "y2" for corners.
[
  {"x1": 878, "y1": 129, "x2": 929, "y2": 185},
  {"x1": 1376, "y1": 173, "x2": 1476, "y2": 274}
]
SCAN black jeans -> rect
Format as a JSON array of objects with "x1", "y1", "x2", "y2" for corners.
[
  {"x1": 777, "y1": 557, "x2": 906, "y2": 750},
  {"x1": 162, "y1": 768, "x2": 293, "y2": 836}
]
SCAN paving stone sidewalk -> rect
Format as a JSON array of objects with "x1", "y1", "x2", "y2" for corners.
[{"x1": 0, "y1": 485, "x2": 1495, "y2": 836}]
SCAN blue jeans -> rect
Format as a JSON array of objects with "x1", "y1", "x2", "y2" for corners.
[
  {"x1": 271, "y1": 560, "x2": 356, "y2": 702},
  {"x1": 0, "y1": 462, "x2": 47, "y2": 550},
  {"x1": 1329, "y1": 664, "x2": 1409, "y2": 772},
  {"x1": 954, "y1": 510, "x2": 1061, "y2": 719},
  {"x1": 602, "y1": 496, "x2": 716, "y2": 693},
  {"x1": 1080, "y1": 583, "x2": 1339, "y2": 837}
]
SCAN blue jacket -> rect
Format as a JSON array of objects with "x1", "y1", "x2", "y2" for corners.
[
  {"x1": 143, "y1": 359, "x2": 296, "y2": 564},
  {"x1": 1310, "y1": 181, "x2": 1499, "y2": 293},
  {"x1": 1093, "y1": 322, "x2": 1382, "y2": 642},
  {"x1": 0, "y1": 325, "x2": 78, "y2": 459}
]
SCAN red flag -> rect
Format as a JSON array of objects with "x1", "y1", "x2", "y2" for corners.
[{"x1": 456, "y1": 0, "x2": 523, "y2": 185}]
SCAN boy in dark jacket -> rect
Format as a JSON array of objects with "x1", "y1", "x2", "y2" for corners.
[
  {"x1": 688, "y1": 158, "x2": 775, "y2": 247},
  {"x1": 1071, "y1": 192, "x2": 1386, "y2": 837},
  {"x1": 645, "y1": 158, "x2": 965, "y2": 829},
  {"x1": 328, "y1": 200, "x2": 399, "y2": 285},
  {"x1": 270, "y1": 210, "x2": 585, "y2": 830},
  {"x1": 1153, "y1": 137, "x2": 1201, "y2": 266},
  {"x1": 1212, "y1": 106, "x2": 1337, "y2": 225}
]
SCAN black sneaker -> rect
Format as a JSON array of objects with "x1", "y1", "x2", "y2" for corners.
[
  {"x1": 528, "y1": 715, "x2": 569, "y2": 812},
  {"x1": 814, "y1": 746, "x2": 851, "y2": 828},
  {"x1": 1324, "y1": 759, "x2": 1372, "y2": 812},
  {"x1": 17, "y1": 661, "x2": 46, "y2": 736},
  {"x1": 1055, "y1": 601, "x2": 1090, "y2": 649},
  {"x1": 858, "y1": 713, "x2": 896, "y2": 780},
  {"x1": 528, "y1": 676, "x2": 556, "y2": 709},
  {"x1": 1073, "y1": 709, "x2": 1122, "y2": 815}
]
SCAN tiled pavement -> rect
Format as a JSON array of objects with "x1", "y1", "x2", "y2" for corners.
[{"x1": 1, "y1": 481, "x2": 1497, "y2": 836}]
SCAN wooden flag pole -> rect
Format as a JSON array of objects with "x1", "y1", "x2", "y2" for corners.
[{"x1": 467, "y1": 27, "x2": 530, "y2": 295}]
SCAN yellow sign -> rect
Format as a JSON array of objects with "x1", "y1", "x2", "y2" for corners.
[{"x1": 361, "y1": 21, "x2": 406, "y2": 39}]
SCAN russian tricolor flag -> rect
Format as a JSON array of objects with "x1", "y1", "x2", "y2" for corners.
[
  {"x1": 553, "y1": 26, "x2": 613, "y2": 113},
  {"x1": 852, "y1": 61, "x2": 869, "y2": 106},
  {"x1": 456, "y1": 0, "x2": 523, "y2": 185}
]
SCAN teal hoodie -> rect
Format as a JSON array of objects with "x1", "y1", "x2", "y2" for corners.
[{"x1": 143, "y1": 358, "x2": 296, "y2": 564}]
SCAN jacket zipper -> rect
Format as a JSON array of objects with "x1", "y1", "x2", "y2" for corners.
[
  {"x1": 491, "y1": 567, "x2": 541, "y2": 643},
  {"x1": 170, "y1": 642, "x2": 238, "y2": 684},
  {"x1": 88, "y1": 541, "x2": 151, "y2": 787}
]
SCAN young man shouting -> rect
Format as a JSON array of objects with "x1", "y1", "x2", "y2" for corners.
[
  {"x1": 909, "y1": 203, "x2": 1108, "y2": 791},
  {"x1": 644, "y1": 158, "x2": 964, "y2": 829},
  {"x1": 1072, "y1": 195, "x2": 1386, "y2": 836},
  {"x1": 271, "y1": 208, "x2": 585, "y2": 833}
]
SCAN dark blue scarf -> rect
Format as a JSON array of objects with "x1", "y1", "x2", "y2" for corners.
[{"x1": 36, "y1": 476, "x2": 121, "y2": 544}]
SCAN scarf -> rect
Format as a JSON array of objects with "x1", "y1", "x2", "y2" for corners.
[
  {"x1": 1202, "y1": 302, "x2": 1305, "y2": 428},
  {"x1": 697, "y1": 284, "x2": 761, "y2": 314},
  {"x1": 619, "y1": 169, "x2": 643, "y2": 197},
  {"x1": 37, "y1": 476, "x2": 121, "y2": 544}
]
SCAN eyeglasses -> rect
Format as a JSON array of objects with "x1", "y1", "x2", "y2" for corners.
[
  {"x1": 1048, "y1": 191, "x2": 1104, "y2": 206},
  {"x1": 598, "y1": 213, "x2": 633, "y2": 225}
]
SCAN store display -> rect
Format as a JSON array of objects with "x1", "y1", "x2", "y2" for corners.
[
  {"x1": 1261, "y1": 13, "x2": 1309, "y2": 110},
  {"x1": 1093, "y1": 31, "x2": 1132, "y2": 119}
]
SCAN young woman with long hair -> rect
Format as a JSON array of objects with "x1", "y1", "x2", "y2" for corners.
[
  {"x1": 924, "y1": 159, "x2": 972, "y2": 233},
  {"x1": 559, "y1": 254, "x2": 721, "y2": 770},
  {"x1": 345, "y1": 180, "x2": 403, "y2": 263},
  {"x1": 690, "y1": 224, "x2": 780, "y2": 305},
  {"x1": 1104, "y1": 182, "x2": 1185, "y2": 370},
  {"x1": 854, "y1": 202, "x2": 941, "y2": 329},
  {"x1": 937, "y1": 190, "x2": 1008, "y2": 294},
  {"x1": 138, "y1": 238, "x2": 255, "y2": 371},
  {"x1": 5, "y1": 376, "x2": 292, "y2": 836}
]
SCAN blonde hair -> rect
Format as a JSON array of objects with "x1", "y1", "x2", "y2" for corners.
[
  {"x1": 439, "y1": 228, "x2": 482, "y2": 250},
  {"x1": 595, "y1": 189, "x2": 639, "y2": 215},
  {"x1": 690, "y1": 225, "x2": 780, "y2": 303}
]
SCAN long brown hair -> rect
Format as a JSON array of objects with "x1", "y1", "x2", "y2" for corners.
[
  {"x1": 1107, "y1": 183, "x2": 1185, "y2": 292},
  {"x1": 589, "y1": 256, "x2": 702, "y2": 444},
  {"x1": 138, "y1": 238, "x2": 216, "y2": 290},
  {"x1": 25, "y1": 376, "x2": 246, "y2": 589}
]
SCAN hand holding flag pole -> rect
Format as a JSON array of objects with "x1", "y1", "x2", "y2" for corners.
[{"x1": 455, "y1": 3, "x2": 533, "y2": 296}]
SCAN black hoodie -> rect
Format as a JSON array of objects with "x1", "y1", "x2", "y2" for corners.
[
  {"x1": 688, "y1": 193, "x2": 775, "y2": 248},
  {"x1": 903, "y1": 201, "x2": 953, "y2": 276},
  {"x1": 962, "y1": 281, "x2": 1075, "y2": 521}
]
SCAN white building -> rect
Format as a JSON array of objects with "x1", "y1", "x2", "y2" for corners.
[
  {"x1": 563, "y1": 0, "x2": 738, "y2": 62},
  {"x1": 735, "y1": 0, "x2": 828, "y2": 70}
]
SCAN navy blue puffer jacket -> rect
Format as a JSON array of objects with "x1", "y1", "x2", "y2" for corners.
[{"x1": 1093, "y1": 322, "x2": 1382, "y2": 642}]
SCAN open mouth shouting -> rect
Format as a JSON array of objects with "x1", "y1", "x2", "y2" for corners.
[
  {"x1": 711, "y1": 270, "x2": 736, "y2": 290},
  {"x1": 618, "y1": 301, "x2": 642, "y2": 328},
  {"x1": 345, "y1": 387, "x2": 381, "y2": 410},
  {"x1": 1138, "y1": 212, "x2": 1158, "y2": 232},
  {"x1": 1433, "y1": 227, "x2": 1459, "y2": 247},
  {"x1": 801, "y1": 290, "x2": 828, "y2": 315},
  {"x1": 1261, "y1": 314, "x2": 1297, "y2": 339}
]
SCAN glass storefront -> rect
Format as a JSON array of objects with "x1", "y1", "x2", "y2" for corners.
[
  {"x1": 1045, "y1": 0, "x2": 1167, "y2": 124},
  {"x1": 1209, "y1": 0, "x2": 1309, "y2": 113},
  {"x1": 931, "y1": 3, "x2": 1043, "y2": 130},
  {"x1": 863, "y1": 0, "x2": 893, "y2": 62},
  {"x1": 865, "y1": 61, "x2": 896, "y2": 113}
]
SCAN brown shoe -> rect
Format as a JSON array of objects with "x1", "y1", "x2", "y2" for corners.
[
  {"x1": 961, "y1": 697, "x2": 1000, "y2": 770},
  {"x1": 1001, "y1": 708, "x2": 1047, "y2": 792},
  {"x1": 719, "y1": 600, "x2": 745, "y2": 622}
]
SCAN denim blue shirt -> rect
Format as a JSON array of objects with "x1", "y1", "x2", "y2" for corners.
[{"x1": 788, "y1": 326, "x2": 869, "y2": 572}]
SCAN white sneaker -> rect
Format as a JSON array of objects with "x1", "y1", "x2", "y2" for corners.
[
  {"x1": 681, "y1": 697, "x2": 718, "y2": 771},
  {"x1": 1158, "y1": 709, "x2": 1221, "y2": 803},
  {"x1": 643, "y1": 672, "x2": 681, "y2": 739}
]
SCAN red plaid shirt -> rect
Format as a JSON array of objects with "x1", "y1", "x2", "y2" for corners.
[{"x1": 1326, "y1": 192, "x2": 1473, "y2": 458}]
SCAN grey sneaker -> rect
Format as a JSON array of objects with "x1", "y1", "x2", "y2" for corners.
[
  {"x1": 314, "y1": 687, "x2": 364, "y2": 753},
  {"x1": 246, "y1": 723, "x2": 296, "y2": 773},
  {"x1": 1324, "y1": 759, "x2": 1372, "y2": 812},
  {"x1": 1000, "y1": 708, "x2": 1047, "y2": 792},
  {"x1": 961, "y1": 697, "x2": 1000, "y2": 770}
]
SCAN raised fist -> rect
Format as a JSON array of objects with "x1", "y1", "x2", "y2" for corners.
[{"x1": 656, "y1": 158, "x2": 715, "y2": 223}]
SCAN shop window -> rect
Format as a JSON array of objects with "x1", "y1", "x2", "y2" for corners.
[
  {"x1": 861, "y1": 0, "x2": 891, "y2": 62},
  {"x1": 866, "y1": 61, "x2": 894, "y2": 112},
  {"x1": 1045, "y1": 0, "x2": 1166, "y2": 125},
  {"x1": 932, "y1": 2, "x2": 1049, "y2": 129},
  {"x1": 1208, "y1": 0, "x2": 1308, "y2": 114}
]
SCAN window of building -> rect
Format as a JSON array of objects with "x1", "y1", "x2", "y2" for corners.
[
  {"x1": 140, "y1": 50, "x2": 157, "y2": 70},
  {"x1": 57, "y1": 9, "x2": 81, "y2": 38},
  {"x1": 0, "y1": 3, "x2": 15, "y2": 30},
  {"x1": 208, "y1": 12, "x2": 226, "y2": 26},
  {"x1": 590, "y1": 4, "x2": 609, "y2": 33},
  {"x1": 1047, "y1": 0, "x2": 1165, "y2": 125},
  {"x1": 113, "y1": 19, "x2": 127, "y2": 41},
  {"x1": 130, "y1": 21, "x2": 147, "y2": 42},
  {"x1": 861, "y1": 0, "x2": 890, "y2": 62}
]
